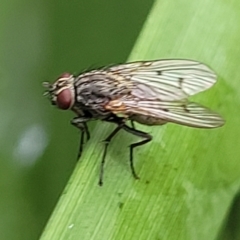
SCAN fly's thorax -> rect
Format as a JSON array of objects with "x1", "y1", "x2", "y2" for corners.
[
  {"x1": 72, "y1": 71, "x2": 133, "y2": 118},
  {"x1": 74, "y1": 72, "x2": 132, "y2": 100},
  {"x1": 45, "y1": 73, "x2": 75, "y2": 110}
]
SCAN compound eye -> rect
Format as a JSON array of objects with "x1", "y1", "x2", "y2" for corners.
[
  {"x1": 56, "y1": 88, "x2": 73, "y2": 110},
  {"x1": 58, "y1": 72, "x2": 72, "y2": 79}
]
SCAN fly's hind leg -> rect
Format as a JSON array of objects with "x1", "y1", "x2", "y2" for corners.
[{"x1": 122, "y1": 125, "x2": 152, "y2": 179}]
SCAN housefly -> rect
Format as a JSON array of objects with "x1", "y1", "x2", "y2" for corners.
[{"x1": 43, "y1": 59, "x2": 225, "y2": 185}]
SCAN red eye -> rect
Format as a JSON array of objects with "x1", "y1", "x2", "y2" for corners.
[
  {"x1": 56, "y1": 88, "x2": 73, "y2": 110},
  {"x1": 58, "y1": 72, "x2": 72, "y2": 79}
]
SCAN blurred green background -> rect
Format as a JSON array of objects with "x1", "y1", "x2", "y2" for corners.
[{"x1": 0, "y1": 1, "x2": 154, "y2": 239}]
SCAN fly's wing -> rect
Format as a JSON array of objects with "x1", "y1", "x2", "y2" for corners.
[
  {"x1": 105, "y1": 99, "x2": 225, "y2": 128},
  {"x1": 105, "y1": 59, "x2": 224, "y2": 128},
  {"x1": 107, "y1": 59, "x2": 217, "y2": 101}
]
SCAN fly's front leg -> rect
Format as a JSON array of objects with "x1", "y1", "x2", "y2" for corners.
[{"x1": 71, "y1": 117, "x2": 91, "y2": 160}]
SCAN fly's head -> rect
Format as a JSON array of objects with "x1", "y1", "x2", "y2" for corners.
[{"x1": 43, "y1": 73, "x2": 75, "y2": 110}]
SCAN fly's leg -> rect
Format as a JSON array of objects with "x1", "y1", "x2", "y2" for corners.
[
  {"x1": 71, "y1": 117, "x2": 91, "y2": 160},
  {"x1": 130, "y1": 120, "x2": 135, "y2": 129},
  {"x1": 99, "y1": 124, "x2": 123, "y2": 186},
  {"x1": 105, "y1": 114, "x2": 135, "y2": 129},
  {"x1": 122, "y1": 125, "x2": 152, "y2": 179}
]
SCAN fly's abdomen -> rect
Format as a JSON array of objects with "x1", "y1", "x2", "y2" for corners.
[{"x1": 130, "y1": 114, "x2": 167, "y2": 126}]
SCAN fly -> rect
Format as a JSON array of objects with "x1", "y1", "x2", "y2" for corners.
[{"x1": 43, "y1": 59, "x2": 225, "y2": 185}]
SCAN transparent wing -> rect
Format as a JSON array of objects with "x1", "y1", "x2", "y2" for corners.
[
  {"x1": 106, "y1": 99, "x2": 225, "y2": 128},
  {"x1": 107, "y1": 59, "x2": 217, "y2": 101}
]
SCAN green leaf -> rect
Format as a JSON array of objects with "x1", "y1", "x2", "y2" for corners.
[{"x1": 40, "y1": 0, "x2": 240, "y2": 239}]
